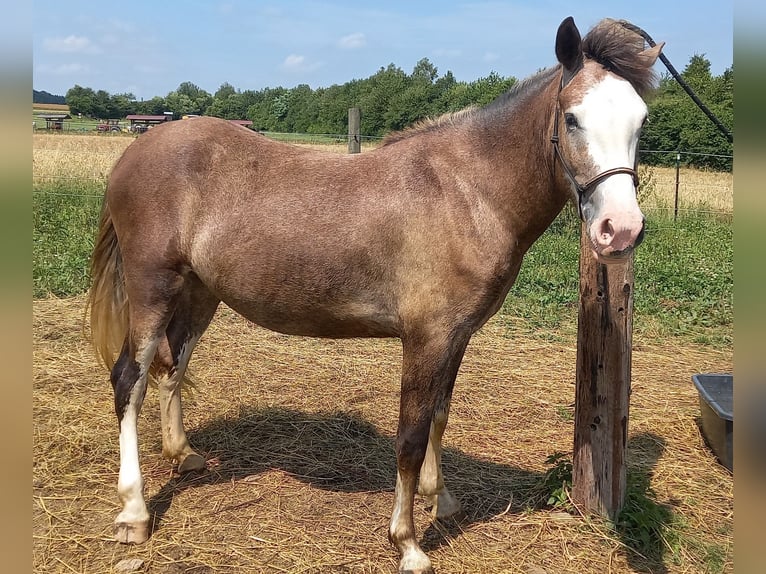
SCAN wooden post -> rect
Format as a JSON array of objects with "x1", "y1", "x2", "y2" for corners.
[
  {"x1": 348, "y1": 107, "x2": 361, "y2": 154},
  {"x1": 571, "y1": 224, "x2": 634, "y2": 520},
  {"x1": 674, "y1": 150, "x2": 681, "y2": 221}
]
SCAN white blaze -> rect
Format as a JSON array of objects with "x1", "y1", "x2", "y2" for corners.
[{"x1": 568, "y1": 75, "x2": 646, "y2": 260}]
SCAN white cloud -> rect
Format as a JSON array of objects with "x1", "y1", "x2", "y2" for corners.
[
  {"x1": 483, "y1": 51, "x2": 499, "y2": 62},
  {"x1": 41, "y1": 62, "x2": 89, "y2": 75},
  {"x1": 337, "y1": 32, "x2": 366, "y2": 50},
  {"x1": 283, "y1": 54, "x2": 306, "y2": 69},
  {"x1": 43, "y1": 35, "x2": 100, "y2": 54},
  {"x1": 281, "y1": 53, "x2": 323, "y2": 74}
]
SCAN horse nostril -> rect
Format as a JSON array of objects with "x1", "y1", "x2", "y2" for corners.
[{"x1": 599, "y1": 219, "x2": 615, "y2": 244}]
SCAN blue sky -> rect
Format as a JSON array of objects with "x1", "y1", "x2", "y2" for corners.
[{"x1": 33, "y1": 1, "x2": 733, "y2": 100}]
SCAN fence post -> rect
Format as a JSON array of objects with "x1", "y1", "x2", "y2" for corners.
[
  {"x1": 571, "y1": 225, "x2": 634, "y2": 521},
  {"x1": 348, "y1": 107, "x2": 361, "y2": 154},
  {"x1": 673, "y1": 150, "x2": 681, "y2": 221}
]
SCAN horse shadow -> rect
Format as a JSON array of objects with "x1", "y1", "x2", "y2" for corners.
[
  {"x1": 618, "y1": 432, "x2": 676, "y2": 574},
  {"x1": 147, "y1": 405, "x2": 543, "y2": 548},
  {"x1": 146, "y1": 408, "x2": 678, "y2": 568}
]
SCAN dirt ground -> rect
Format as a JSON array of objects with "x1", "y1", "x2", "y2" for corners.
[{"x1": 33, "y1": 296, "x2": 733, "y2": 573}]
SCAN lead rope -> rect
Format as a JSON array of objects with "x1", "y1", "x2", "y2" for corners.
[{"x1": 617, "y1": 20, "x2": 733, "y2": 144}]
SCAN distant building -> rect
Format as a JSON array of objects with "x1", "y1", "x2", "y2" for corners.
[
  {"x1": 125, "y1": 112, "x2": 173, "y2": 133},
  {"x1": 36, "y1": 113, "x2": 71, "y2": 130}
]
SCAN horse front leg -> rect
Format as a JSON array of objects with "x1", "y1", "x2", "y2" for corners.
[{"x1": 389, "y1": 330, "x2": 469, "y2": 574}]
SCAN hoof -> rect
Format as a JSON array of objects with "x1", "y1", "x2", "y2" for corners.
[
  {"x1": 426, "y1": 490, "x2": 462, "y2": 520},
  {"x1": 114, "y1": 520, "x2": 150, "y2": 544},
  {"x1": 399, "y1": 552, "x2": 433, "y2": 574},
  {"x1": 177, "y1": 452, "x2": 206, "y2": 474}
]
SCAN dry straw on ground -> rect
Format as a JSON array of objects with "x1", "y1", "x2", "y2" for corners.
[{"x1": 34, "y1": 296, "x2": 732, "y2": 574}]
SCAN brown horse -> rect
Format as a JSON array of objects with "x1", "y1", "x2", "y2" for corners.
[{"x1": 88, "y1": 17, "x2": 662, "y2": 573}]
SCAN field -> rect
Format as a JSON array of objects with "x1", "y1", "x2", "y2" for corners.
[
  {"x1": 34, "y1": 103, "x2": 71, "y2": 112},
  {"x1": 33, "y1": 132, "x2": 733, "y2": 573}
]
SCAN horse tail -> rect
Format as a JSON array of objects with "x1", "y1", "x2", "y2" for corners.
[{"x1": 87, "y1": 200, "x2": 128, "y2": 371}]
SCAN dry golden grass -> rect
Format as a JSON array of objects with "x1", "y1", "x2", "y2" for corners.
[
  {"x1": 34, "y1": 296, "x2": 733, "y2": 573},
  {"x1": 33, "y1": 133, "x2": 134, "y2": 184},
  {"x1": 640, "y1": 166, "x2": 732, "y2": 214},
  {"x1": 33, "y1": 133, "x2": 732, "y2": 216},
  {"x1": 33, "y1": 103, "x2": 70, "y2": 112}
]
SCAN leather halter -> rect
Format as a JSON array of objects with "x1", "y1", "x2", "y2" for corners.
[{"x1": 551, "y1": 73, "x2": 640, "y2": 221}]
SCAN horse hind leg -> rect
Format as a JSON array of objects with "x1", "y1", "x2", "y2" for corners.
[
  {"x1": 154, "y1": 279, "x2": 219, "y2": 474},
  {"x1": 112, "y1": 268, "x2": 184, "y2": 543},
  {"x1": 418, "y1": 395, "x2": 462, "y2": 520}
]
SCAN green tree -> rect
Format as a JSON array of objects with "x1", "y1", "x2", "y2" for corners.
[
  {"x1": 164, "y1": 92, "x2": 196, "y2": 118},
  {"x1": 358, "y1": 64, "x2": 408, "y2": 135},
  {"x1": 65, "y1": 85, "x2": 96, "y2": 116},
  {"x1": 411, "y1": 57, "x2": 438, "y2": 83},
  {"x1": 214, "y1": 82, "x2": 237, "y2": 100},
  {"x1": 93, "y1": 90, "x2": 111, "y2": 119},
  {"x1": 175, "y1": 81, "x2": 212, "y2": 114},
  {"x1": 109, "y1": 93, "x2": 136, "y2": 118},
  {"x1": 641, "y1": 55, "x2": 732, "y2": 170},
  {"x1": 136, "y1": 96, "x2": 167, "y2": 115},
  {"x1": 245, "y1": 87, "x2": 288, "y2": 131},
  {"x1": 282, "y1": 84, "x2": 319, "y2": 132}
]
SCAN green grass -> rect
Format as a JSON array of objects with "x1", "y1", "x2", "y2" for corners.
[
  {"x1": 634, "y1": 213, "x2": 733, "y2": 345},
  {"x1": 501, "y1": 207, "x2": 733, "y2": 346},
  {"x1": 33, "y1": 182, "x2": 103, "y2": 297},
  {"x1": 32, "y1": 184, "x2": 733, "y2": 349}
]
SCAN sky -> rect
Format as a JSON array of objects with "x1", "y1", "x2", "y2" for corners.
[{"x1": 33, "y1": 1, "x2": 733, "y2": 101}]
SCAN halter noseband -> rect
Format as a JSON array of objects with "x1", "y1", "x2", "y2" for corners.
[{"x1": 551, "y1": 73, "x2": 640, "y2": 220}]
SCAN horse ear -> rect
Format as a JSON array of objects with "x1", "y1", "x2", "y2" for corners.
[
  {"x1": 556, "y1": 16, "x2": 583, "y2": 86},
  {"x1": 638, "y1": 41, "x2": 664, "y2": 67}
]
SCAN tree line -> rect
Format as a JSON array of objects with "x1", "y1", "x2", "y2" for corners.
[{"x1": 60, "y1": 55, "x2": 732, "y2": 170}]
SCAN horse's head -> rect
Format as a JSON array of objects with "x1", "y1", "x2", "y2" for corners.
[{"x1": 553, "y1": 17, "x2": 663, "y2": 264}]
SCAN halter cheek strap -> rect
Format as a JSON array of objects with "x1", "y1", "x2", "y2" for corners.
[{"x1": 551, "y1": 75, "x2": 639, "y2": 221}]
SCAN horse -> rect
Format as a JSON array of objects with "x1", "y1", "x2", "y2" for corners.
[{"x1": 88, "y1": 16, "x2": 662, "y2": 574}]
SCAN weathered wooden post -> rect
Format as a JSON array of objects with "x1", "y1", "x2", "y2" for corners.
[
  {"x1": 348, "y1": 107, "x2": 361, "y2": 154},
  {"x1": 571, "y1": 224, "x2": 634, "y2": 520},
  {"x1": 674, "y1": 150, "x2": 681, "y2": 222}
]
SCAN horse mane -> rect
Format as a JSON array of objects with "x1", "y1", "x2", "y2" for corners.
[
  {"x1": 582, "y1": 18, "x2": 658, "y2": 97},
  {"x1": 381, "y1": 107, "x2": 478, "y2": 146}
]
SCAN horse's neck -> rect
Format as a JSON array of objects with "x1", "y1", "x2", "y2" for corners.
[{"x1": 465, "y1": 82, "x2": 569, "y2": 249}]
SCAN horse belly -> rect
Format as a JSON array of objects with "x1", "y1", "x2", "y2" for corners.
[
  {"x1": 221, "y1": 293, "x2": 399, "y2": 338},
  {"x1": 191, "y1": 247, "x2": 400, "y2": 338}
]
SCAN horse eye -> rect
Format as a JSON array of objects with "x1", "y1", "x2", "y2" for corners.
[{"x1": 564, "y1": 113, "x2": 579, "y2": 130}]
